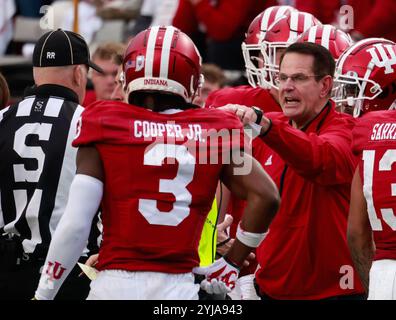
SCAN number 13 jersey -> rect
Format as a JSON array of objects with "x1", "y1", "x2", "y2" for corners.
[{"x1": 352, "y1": 110, "x2": 396, "y2": 261}]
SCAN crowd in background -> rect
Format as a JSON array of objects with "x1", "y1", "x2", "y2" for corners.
[{"x1": 1, "y1": 0, "x2": 396, "y2": 101}]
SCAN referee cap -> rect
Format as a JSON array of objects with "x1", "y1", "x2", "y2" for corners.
[{"x1": 33, "y1": 29, "x2": 104, "y2": 74}]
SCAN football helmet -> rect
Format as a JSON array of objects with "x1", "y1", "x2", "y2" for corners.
[
  {"x1": 296, "y1": 25, "x2": 353, "y2": 60},
  {"x1": 123, "y1": 26, "x2": 203, "y2": 103},
  {"x1": 242, "y1": 5, "x2": 298, "y2": 88},
  {"x1": 333, "y1": 38, "x2": 396, "y2": 117},
  {"x1": 260, "y1": 11, "x2": 322, "y2": 89}
]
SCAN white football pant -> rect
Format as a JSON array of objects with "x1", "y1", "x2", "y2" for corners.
[
  {"x1": 368, "y1": 259, "x2": 396, "y2": 300},
  {"x1": 86, "y1": 270, "x2": 199, "y2": 300}
]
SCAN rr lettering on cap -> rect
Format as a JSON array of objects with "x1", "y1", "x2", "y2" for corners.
[{"x1": 47, "y1": 52, "x2": 55, "y2": 59}]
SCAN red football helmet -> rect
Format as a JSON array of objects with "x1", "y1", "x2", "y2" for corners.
[
  {"x1": 334, "y1": 38, "x2": 396, "y2": 117},
  {"x1": 123, "y1": 26, "x2": 203, "y2": 103},
  {"x1": 296, "y1": 25, "x2": 353, "y2": 60},
  {"x1": 242, "y1": 5, "x2": 298, "y2": 88},
  {"x1": 261, "y1": 11, "x2": 322, "y2": 89}
]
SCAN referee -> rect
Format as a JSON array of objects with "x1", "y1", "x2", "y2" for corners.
[{"x1": 0, "y1": 29, "x2": 103, "y2": 300}]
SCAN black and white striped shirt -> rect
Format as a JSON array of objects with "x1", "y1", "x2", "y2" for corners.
[{"x1": 0, "y1": 84, "x2": 85, "y2": 259}]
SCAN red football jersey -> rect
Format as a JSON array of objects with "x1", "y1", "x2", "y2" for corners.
[
  {"x1": 206, "y1": 85, "x2": 281, "y2": 275},
  {"x1": 352, "y1": 110, "x2": 396, "y2": 261},
  {"x1": 255, "y1": 106, "x2": 364, "y2": 299},
  {"x1": 205, "y1": 85, "x2": 282, "y2": 113},
  {"x1": 73, "y1": 100, "x2": 244, "y2": 273},
  {"x1": 82, "y1": 90, "x2": 96, "y2": 107}
]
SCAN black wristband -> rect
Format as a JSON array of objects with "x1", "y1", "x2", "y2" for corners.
[
  {"x1": 252, "y1": 106, "x2": 263, "y2": 125},
  {"x1": 217, "y1": 237, "x2": 232, "y2": 248}
]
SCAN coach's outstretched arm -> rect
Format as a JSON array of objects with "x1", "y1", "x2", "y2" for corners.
[
  {"x1": 34, "y1": 146, "x2": 104, "y2": 300},
  {"x1": 194, "y1": 152, "x2": 280, "y2": 295}
]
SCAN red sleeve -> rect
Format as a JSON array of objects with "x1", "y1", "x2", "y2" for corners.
[
  {"x1": 82, "y1": 90, "x2": 97, "y2": 108},
  {"x1": 172, "y1": 0, "x2": 199, "y2": 35},
  {"x1": 204, "y1": 89, "x2": 217, "y2": 108},
  {"x1": 351, "y1": 120, "x2": 365, "y2": 157},
  {"x1": 354, "y1": 0, "x2": 396, "y2": 39},
  {"x1": 72, "y1": 101, "x2": 105, "y2": 147},
  {"x1": 192, "y1": 0, "x2": 256, "y2": 41},
  {"x1": 204, "y1": 87, "x2": 243, "y2": 108},
  {"x1": 205, "y1": 86, "x2": 282, "y2": 112},
  {"x1": 223, "y1": 111, "x2": 247, "y2": 152},
  {"x1": 261, "y1": 113, "x2": 357, "y2": 185},
  {"x1": 222, "y1": 110, "x2": 248, "y2": 154}
]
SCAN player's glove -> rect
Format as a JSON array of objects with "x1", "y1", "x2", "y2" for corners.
[{"x1": 193, "y1": 257, "x2": 240, "y2": 295}]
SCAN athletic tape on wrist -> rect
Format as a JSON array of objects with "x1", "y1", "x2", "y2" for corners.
[{"x1": 236, "y1": 223, "x2": 268, "y2": 248}]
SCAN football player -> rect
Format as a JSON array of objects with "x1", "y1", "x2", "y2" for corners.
[
  {"x1": 33, "y1": 26, "x2": 280, "y2": 300},
  {"x1": 337, "y1": 38, "x2": 396, "y2": 299}
]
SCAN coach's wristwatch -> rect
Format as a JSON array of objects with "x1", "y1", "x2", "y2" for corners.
[{"x1": 252, "y1": 106, "x2": 263, "y2": 125}]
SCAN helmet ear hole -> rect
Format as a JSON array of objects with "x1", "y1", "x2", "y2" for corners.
[{"x1": 370, "y1": 83, "x2": 381, "y2": 94}]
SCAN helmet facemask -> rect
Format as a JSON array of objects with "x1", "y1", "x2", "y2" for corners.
[
  {"x1": 242, "y1": 42, "x2": 269, "y2": 89},
  {"x1": 333, "y1": 65, "x2": 383, "y2": 117}
]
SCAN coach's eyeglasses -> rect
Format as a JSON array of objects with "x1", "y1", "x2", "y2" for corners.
[{"x1": 275, "y1": 73, "x2": 325, "y2": 85}]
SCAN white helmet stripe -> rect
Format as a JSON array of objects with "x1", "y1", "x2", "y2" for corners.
[
  {"x1": 288, "y1": 12, "x2": 299, "y2": 42},
  {"x1": 145, "y1": 26, "x2": 159, "y2": 78},
  {"x1": 261, "y1": 7, "x2": 273, "y2": 31},
  {"x1": 321, "y1": 25, "x2": 332, "y2": 49},
  {"x1": 307, "y1": 25, "x2": 318, "y2": 43},
  {"x1": 160, "y1": 26, "x2": 175, "y2": 79},
  {"x1": 259, "y1": 7, "x2": 273, "y2": 42},
  {"x1": 276, "y1": 6, "x2": 291, "y2": 19},
  {"x1": 303, "y1": 13, "x2": 314, "y2": 33}
]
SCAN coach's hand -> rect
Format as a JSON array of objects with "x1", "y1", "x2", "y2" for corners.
[
  {"x1": 219, "y1": 104, "x2": 271, "y2": 135},
  {"x1": 193, "y1": 257, "x2": 240, "y2": 295},
  {"x1": 85, "y1": 253, "x2": 99, "y2": 267},
  {"x1": 216, "y1": 215, "x2": 255, "y2": 267},
  {"x1": 216, "y1": 214, "x2": 234, "y2": 257}
]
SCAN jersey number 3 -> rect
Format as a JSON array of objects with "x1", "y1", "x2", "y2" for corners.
[
  {"x1": 138, "y1": 144, "x2": 196, "y2": 226},
  {"x1": 363, "y1": 149, "x2": 396, "y2": 231}
]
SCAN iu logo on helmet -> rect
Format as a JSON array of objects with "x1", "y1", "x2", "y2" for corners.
[
  {"x1": 367, "y1": 44, "x2": 396, "y2": 74},
  {"x1": 136, "y1": 55, "x2": 145, "y2": 72}
]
